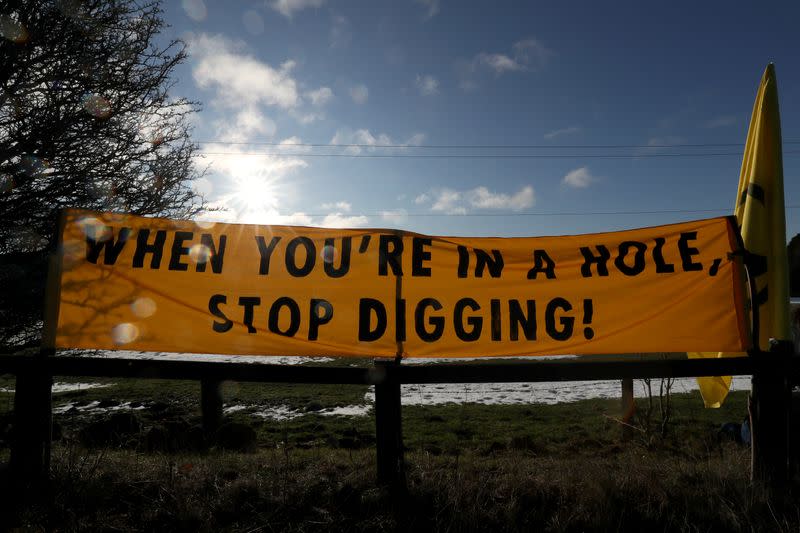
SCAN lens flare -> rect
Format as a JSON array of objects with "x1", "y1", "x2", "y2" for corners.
[
  {"x1": 88, "y1": 178, "x2": 120, "y2": 202},
  {"x1": 222, "y1": 381, "x2": 240, "y2": 396},
  {"x1": 131, "y1": 297, "x2": 157, "y2": 318},
  {"x1": 150, "y1": 133, "x2": 165, "y2": 147},
  {"x1": 111, "y1": 323, "x2": 139, "y2": 345},
  {"x1": 20, "y1": 155, "x2": 49, "y2": 177},
  {"x1": 242, "y1": 10, "x2": 264, "y2": 35},
  {"x1": 61, "y1": 239, "x2": 84, "y2": 269},
  {"x1": 0, "y1": 174, "x2": 13, "y2": 192},
  {"x1": 0, "y1": 16, "x2": 28, "y2": 43},
  {"x1": 321, "y1": 244, "x2": 337, "y2": 264},
  {"x1": 194, "y1": 219, "x2": 216, "y2": 230},
  {"x1": 82, "y1": 93, "x2": 112, "y2": 119},
  {"x1": 77, "y1": 216, "x2": 111, "y2": 242},
  {"x1": 182, "y1": 0, "x2": 207, "y2": 21},
  {"x1": 13, "y1": 227, "x2": 44, "y2": 248},
  {"x1": 189, "y1": 243, "x2": 211, "y2": 264},
  {"x1": 57, "y1": 0, "x2": 85, "y2": 19}
]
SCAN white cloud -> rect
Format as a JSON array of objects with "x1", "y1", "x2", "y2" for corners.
[
  {"x1": 201, "y1": 185, "x2": 369, "y2": 228},
  {"x1": 417, "y1": 185, "x2": 535, "y2": 214},
  {"x1": 306, "y1": 86, "x2": 333, "y2": 106},
  {"x1": 275, "y1": 210, "x2": 369, "y2": 228},
  {"x1": 415, "y1": 74, "x2": 439, "y2": 96},
  {"x1": 289, "y1": 109, "x2": 325, "y2": 124},
  {"x1": 467, "y1": 185, "x2": 534, "y2": 210},
  {"x1": 319, "y1": 213, "x2": 369, "y2": 228},
  {"x1": 205, "y1": 203, "x2": 372, "y2": 229},
  {"x1": 350, "y1": 84, "x2": 369, "y2": 104},
  {"x1": 137, "y1": 98, "x2": 202, "y2": 148},
  {"x1": 192, "y1": 176, "x2": 213, "y2": 197},
  {"x1": 214, "y1": 109, "x2": 276, "y2": 143},
  {"x1": 562, "y1": 167, "x2": 594, "y2": 188},
  {"x1": 321, "y1": 201, "x2": 352, "y2": 212},
  {"x1": 276, "y1": 212, "x2": 315, "y2": 225},
  {"x1": 477, "y1": 39, "x2": 551, "y2": 75},
  {"x1": 189, "y1": 32, "x2": 290, "y2": 141},
  {"x1": 270, "y1": 0, "x2": 325, "y2": 18},
  {"x1": 405, "y1": 132, "x2": 426, "y2": 146},
  {"x1": 544, "y1": 126, "x2": 582, "y2": 140},
  {"x1": 414, "y1": 0, "x2": 440, "y2": 19},
  {"x1": 380, "y1": 209, "x2": 408, "y2": 224},
  {"x1": 512, "y1": 39, "x2": 553, "y2": 71},
  {"x1": 276, "y1": 136, "x2": 312, "y2": 153},
  {"x1": 190, "y1": 33, "x2": 330, "y2": 132},
  {"x1": 330, "y1": 129, "x2": 425, "y2": 155},
  {"x1": 461, "y1": 38, "x2": 552, "y2": 88},
  {"x1": 190, "y1": 33, "x2": 300, "y2": 110},
  {"x1": 148, "y1": 90, "x2": 312, "y2": 228},
  {"x1": 202, "y1": 148, "x2": 307, "y2": 182},
  {"x1": 290, "y1": 88, "x2": 331, "y2": 122},
  {"x1": 331, "y1": 128, "x2": 390, "y2": 154},
  {"x1": 475, "y1": 53, "x2": 523, "y2": 74},
  {"x1": 431, "y1": 189, "x2": 466, "y2": 215}
]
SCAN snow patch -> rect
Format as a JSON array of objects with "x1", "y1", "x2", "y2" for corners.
[{"x1": 53, "y1": 400, "x2": 146, "y2": 414}]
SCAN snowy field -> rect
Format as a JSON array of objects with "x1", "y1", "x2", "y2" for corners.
[{"x1": 28, "y1": 350, "x2": 754, "y2": 420}]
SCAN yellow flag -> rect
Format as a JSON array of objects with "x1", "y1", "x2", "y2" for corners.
[{"x1": 691, "y1": 64, "x2": 792, "y2": 407}]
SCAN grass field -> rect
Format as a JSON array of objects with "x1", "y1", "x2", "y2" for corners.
[{"x1": 1, "y1": 374, "x2": 798, "y2": 531}]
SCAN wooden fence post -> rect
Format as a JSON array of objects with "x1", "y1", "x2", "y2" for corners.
[
  {"x1": 750, "y1": 340, "x2": 793, "y2": 485},
  {"x1": 374, "y1": 360, "x2": 405, "y2": 488},
  {"x1": 9, "y1": 355, "x2": 53, "y2": 485},
  {"x1": 621, "y1": 378, "x2": 635, "y2": 441},
  {"x1": 201, "y1": 378, "x2": 223, "y2": 436},
  {"x1": 10, "y1": 225, "x2": 62, "y2": 488}
]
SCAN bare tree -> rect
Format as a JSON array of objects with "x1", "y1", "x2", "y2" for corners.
[
  {"x1": 0, "y1": 0, "x2": 207, "y2": 349},
  {"x1": 636, "y1": 377, "x2": 674, "y2": 440}
]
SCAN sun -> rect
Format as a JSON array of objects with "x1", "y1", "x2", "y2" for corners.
[
  {"x1": 214, "y1": 153, "x2": 287, "y2": 223},
  {"x1": 231, "y1": 174, "x2": 281, "y2": 215},
  {"x1": 206, "y1": 148, "x2": 308, "y2": 224}
]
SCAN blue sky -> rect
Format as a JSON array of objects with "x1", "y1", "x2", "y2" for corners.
[{"x1": 159, "y1": 0, "x2": 800, "y2": 239}]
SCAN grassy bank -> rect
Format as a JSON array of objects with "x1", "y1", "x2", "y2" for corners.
[
  {"x1": 1, "y1": 377, "x2": 797, "y2": 531},
  {"x1": 4, "y1": 440, "x2": 797, "y2": 531}
]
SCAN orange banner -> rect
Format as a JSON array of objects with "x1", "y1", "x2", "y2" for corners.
[{"x1": 53, "y1": 209, "x2": 750, "y2": 358}]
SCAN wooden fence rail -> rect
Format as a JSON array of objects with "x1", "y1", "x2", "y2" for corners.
[
  {"x1": 1, "y1": 354, "x2": 789, "y2": 383},
  {"x1": 1, "y1": 353, "x2": 797, "y2": 490}
]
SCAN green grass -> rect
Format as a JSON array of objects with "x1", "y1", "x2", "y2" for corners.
[
  {"x1": 1, "y1": 374, "x2": 752, "y2": 453},
  {"x1": 1, "y1": 374, "x2": 370, "y2": 410}
]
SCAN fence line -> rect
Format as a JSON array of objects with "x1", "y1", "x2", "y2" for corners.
[
  {"x1": 0, "y1": 354, "x2": 783, "y2": 384},
  {"x1": 1, "y1": 351, "x2": 797, "y2": 490}
]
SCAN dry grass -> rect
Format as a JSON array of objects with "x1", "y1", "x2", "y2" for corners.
[
  {"x1": 1, "y1": 387, "x2": 797, "y2": 531},
  {"x1": 3, "y1": 442, "x2": 799, "y2": 532}
]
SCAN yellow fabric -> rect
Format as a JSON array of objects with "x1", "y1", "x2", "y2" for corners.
[
  {"x1": 694, "y1": 375, "x2": 733, "y2": 409},
  {"x1": 692, "y1": 64, "x2": 792, "y2": 407},
  {"x1": 53, "y1": 210, "x2": 747, "y2": 358}
]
